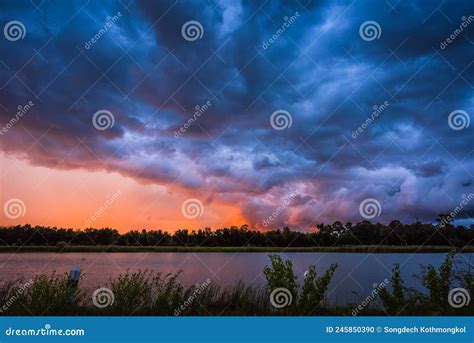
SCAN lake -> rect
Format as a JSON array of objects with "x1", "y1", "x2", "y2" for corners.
[{"x1": 0, "y1": 252, "x2": 472, "y2": 305}]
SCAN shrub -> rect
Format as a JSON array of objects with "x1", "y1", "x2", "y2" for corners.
[
  {"x1": 105, "y1": 270, "x2": 184, "y2": 315},
  {"x1": 263, "y1": 254, "x2": 337, "y2": 313},
  {"x1": 263, "y1": 254, "x2": 298, "y2": 308},
  {"x1": 108, "y1": 270, "x2": 154, "y2": 315},
  {"x1": 300, "y1": 264, "x2": 337, "y2": 313},
  {"x1": 11, "y1": 273, "x2": 84, "y2": 315},
  {"x1": 378, "y1": 264, "x2": 418, "y2": 314},
  {"x1": 422, "y1": 252, "x2": 454, "y2": 308},
  {"x1": 150, "y1": 271, "x2": 184, "y2": 314}
]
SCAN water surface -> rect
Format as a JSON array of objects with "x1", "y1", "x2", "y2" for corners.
[{"x1": 1, "y1": 252, "x2": 472, "y2": 305}]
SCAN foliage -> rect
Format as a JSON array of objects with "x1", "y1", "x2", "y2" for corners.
[
  {"x1": 378, "y1": 253, "x2": 474, "y2": 315},
  {"x1": 1, "y1": 218, "x2": 473, "y2": 248},
  {"x1": 263, "y1": 254, "x2": 337, "y2": 314},
  {"x1": 455, "y1": 258, "x2": 474, "y2": 298},
  {"x1": 263, "y1": 254, "x2": 298, "y2": 304},
  {"x1": 194, "y1": 281, "x2": 269, "y2": 315},
  {"x1": 3, "y1": 273, "x2": 84, "y2": 315},
  {"x1": 421, "y1": 252, "x2": 454, "y2": 307},
  {"x1": 300, "y1": 264, "x2": 337, "y2": 313},
  {"x1": 378, "y1": 264, "x2": 419, "y2": 314},
  {"x1": 106, "y1": 270, "x2": 184, "y2": 315}
]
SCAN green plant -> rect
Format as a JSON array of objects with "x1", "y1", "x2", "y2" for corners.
[
  {"x1": 108, "y1": 270, "x2": 153, "y2": 315},
  {"x1": 194, "y1": 281, "x2": 268, "y2": 315},
  {"x1": 299, "y1": 264, "x2": 337, "y2": 313},
  {"x1": 263, "y1": 254, "x2": 298, "y2": 307},
  {"x1": 11, "y1": 273, "x2": 84, "y2": 315},
  {"x1": 378, "y1": 264, "x2": 418, "y2": 314},
  {"x1": 456, "y1": 264, "x2": 474, "y2": 298},
  {"x1": 150, "y1": 272, "x2": 184, "y2": 314},
  {"x1": 263, "y1": 254, "x2": 338, "y2": 314},
  {"x1": 105, "y1": 270, "x2": 185, "y2": 315},
  {"x1": 421, "y1": 252, "x2": 454, "y2": 309}
]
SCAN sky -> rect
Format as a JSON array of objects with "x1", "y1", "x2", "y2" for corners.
[{"x1": 0, "y1": 0, "x2": 473, "y2": 232}]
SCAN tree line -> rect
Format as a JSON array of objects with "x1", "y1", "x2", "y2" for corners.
[{"x1": 0, "y1": 217, "x2": 473, "y2": 247}]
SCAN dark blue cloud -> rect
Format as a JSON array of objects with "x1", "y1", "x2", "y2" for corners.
[{"x1": 0, "y1": 0, "x2": 473, "y2": 228}]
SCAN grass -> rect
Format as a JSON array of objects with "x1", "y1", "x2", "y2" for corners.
[
  {"x1": 0, "y1": 254, "x2": 473, "y2": 316},
  {"x1": 0, "y1": 245, "x2": 472, "y2": 253}
]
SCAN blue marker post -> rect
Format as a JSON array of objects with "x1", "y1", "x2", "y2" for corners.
[{"x1": 68, "y1": 266, "x2": 81, "y2": 288}]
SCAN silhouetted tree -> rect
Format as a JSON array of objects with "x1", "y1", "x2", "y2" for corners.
[{"x1": 0, "y1": 218, "x2": 472, "y2": 248}]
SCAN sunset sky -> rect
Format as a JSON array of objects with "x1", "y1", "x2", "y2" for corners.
[{"x1": 0, "y1": 0, "x2": 473, "y2": 232}]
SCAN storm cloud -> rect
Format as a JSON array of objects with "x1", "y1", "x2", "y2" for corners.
[{"x1": 0, "y1": 0, "x2": 473, "y2": 229}]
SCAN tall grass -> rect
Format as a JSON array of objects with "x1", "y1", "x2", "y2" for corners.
[{"x1": 1, "y1": 273, "x2": 84, "y2": 315}]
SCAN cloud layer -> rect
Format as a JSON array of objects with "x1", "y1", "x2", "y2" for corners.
[{"x1": 0, "y1": 0, "x2": 473, "y2": 229}]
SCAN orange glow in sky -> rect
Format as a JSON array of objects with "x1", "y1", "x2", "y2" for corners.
[{"x1": 0, "y1": 153, "x2": 245, "y2": 232}]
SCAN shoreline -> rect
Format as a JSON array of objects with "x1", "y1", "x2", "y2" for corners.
[{"x1": 0, "y1": 245, "x2": 472, "y2": 253}]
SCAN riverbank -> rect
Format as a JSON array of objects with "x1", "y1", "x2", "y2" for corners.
[{"x1": 0, "y1": 245, "x2": 472, "y2": 253}]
